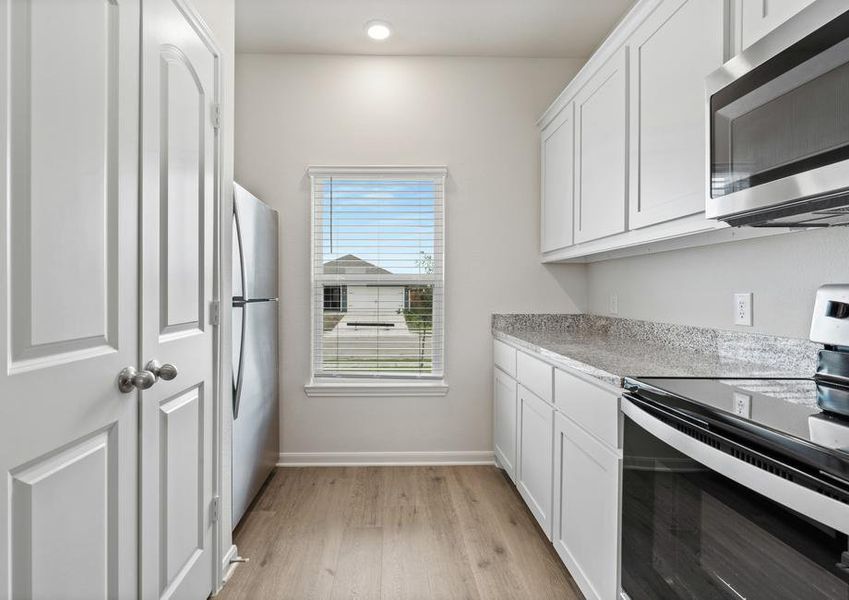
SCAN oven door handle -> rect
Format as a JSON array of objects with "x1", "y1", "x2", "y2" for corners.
[{"x1": 622, "y1": 397, "x2": 849, "y2": 535}]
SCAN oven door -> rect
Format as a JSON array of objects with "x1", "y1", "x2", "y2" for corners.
[
  {"x1": 621, "y1": 397, "x2": 849, "y2": 600},
  {"x1": 706, "y1": 1, "x2": 849, "y2": 226}
]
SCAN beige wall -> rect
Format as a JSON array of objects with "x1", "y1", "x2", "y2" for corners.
[
  {"x1": 235, "y1": 53, "x2": 586, "y2": 458},
  {"x1": 586, "y1": 227, "x2": 849, "y2": 339}
]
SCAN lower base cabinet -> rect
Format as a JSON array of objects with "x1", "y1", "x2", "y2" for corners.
[
  {"x1": 553, "y1": 411, "x2": 621, "y2": 600},
  {"x1": 493, "y1": 339, "x2": 622, "y2": 598},
  {"x1": 517, "y1": 384, "x2": 555, "y2": 539},
  {"x1": 493, "y1": 367, "x2": 518, "y2": 482}
]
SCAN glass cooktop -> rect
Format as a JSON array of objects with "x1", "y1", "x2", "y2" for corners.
[{"x1": 623, "y1": 377, "x2": 849, "y2": 454}]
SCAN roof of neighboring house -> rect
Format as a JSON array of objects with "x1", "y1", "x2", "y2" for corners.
[{"x1": 323, "y1": 254, "x2": 391, "y2": 275}]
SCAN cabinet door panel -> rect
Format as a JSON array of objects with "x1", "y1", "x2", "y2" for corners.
[
  {"x1": 494, "y1": 367, "x2": 518, "y2": 482},
  {"x1": 517, "y1": 385, "x2": 554, "y2": 539},
  {"x1": 541, "y1": 103, "x2": 575, "y2": 252},
  {"x1": 553, "y1": 413, "x2": 620, "y2": 600},
  {"x1": 629, "y1": 0, "x2": 725, "y2": 229},
  {"x1": 575, "y1": 49, "x2": 628, "y2": 243},
  {"x1": 739, "y1": 0, "x2": 816, "y2": 50}
]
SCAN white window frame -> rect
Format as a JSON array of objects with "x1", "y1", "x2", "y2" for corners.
[{"x1": 305, "y1": 166, "x2": 448, "y2": 397}]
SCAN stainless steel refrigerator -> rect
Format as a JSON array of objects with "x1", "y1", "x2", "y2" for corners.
[{"x1": 232, "y1": 182, "x2": 279, "y2": 528}]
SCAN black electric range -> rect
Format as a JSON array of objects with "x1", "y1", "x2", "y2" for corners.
[
  {"x1": 618, "y1": 287, "x2": 849, "y2": 600},
  {"x1": 622, "y1": 376, "x2": 849, "y2": 499}
]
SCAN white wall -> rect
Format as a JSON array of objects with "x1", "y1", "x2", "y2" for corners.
[
  {"x1": 586, "y1": 227, "x2": 849, "y2": 339},
  {"x1": 235, "y1": 54, "x2": 586, "y2": 459},
  {"x1": 187, "y1": 0, "x2": 235, "y2": 584}
]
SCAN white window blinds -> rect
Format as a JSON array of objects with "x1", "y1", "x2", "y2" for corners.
[{"x1": 309, "y1": 167, "x2": 446, "y2": 380}]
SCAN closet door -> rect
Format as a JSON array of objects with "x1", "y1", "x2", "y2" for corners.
[
  {"x1": 0, "y1": 1, "x2": 141, "y2": 598},
  {"x1": 139, "y1": 0, "x2": 219, "y2": 597}
]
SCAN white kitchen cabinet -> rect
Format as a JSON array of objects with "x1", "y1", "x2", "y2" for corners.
[
  {"x1": 541, "y1": 103, "x2": 575, "y2": 252},
  {"x1": 493, "y1": 338, "x2": 517, "y2": 378},
  {"x1": 554, "y1": 368, "x2": 620, "y2": 449},
  {"x1": 553, "y1": 412, "x2": 621, "y2": 600},
  {"x1": 517, "y1": 384, "x2": 555, "y2": 539},
  {"x1": 516, "y1": 350, "x2": 553, "y2": 403},
  {"x1": 627, "y1": 0, "x2": 726, "y2": 229},
  {"x1": 737, "y1": 0, "x2": 816, "y2": 51},
  {"x1": 493, "y1": 367, "x2": 518, "y2": 482},
  {"x1": 574, "y1": 48, "x2": 629, "y2": 244}
]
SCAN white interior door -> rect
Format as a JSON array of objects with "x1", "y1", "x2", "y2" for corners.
[
  {"x1": 139, "y1": 0, "x2": 219, "y2": 598},
  {"x1": 0, "y1": 0, "x2": 140, "y2": 598}
]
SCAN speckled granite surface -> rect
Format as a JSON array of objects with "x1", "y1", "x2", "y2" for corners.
[{"x1": 492, "y1": 314, "x2": 818, "y2": 388}]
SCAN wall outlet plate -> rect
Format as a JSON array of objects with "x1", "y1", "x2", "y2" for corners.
[
  {"x1": 609, "y1": 293, "x2": 619, "y2": 315},
  {"x1": 734, "y1": 293, "x2": 753, "y2": 326},
  {"x1": 733, "y1": 392, "x2": 752, "y2": 418}
]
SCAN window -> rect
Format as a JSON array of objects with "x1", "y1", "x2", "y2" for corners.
[
  {"x1": 323, "y1": 286, "x2": 347, "y2": 313},
  {"x1": 308, "y1": 167, "x2": 446, "y2": 392}
]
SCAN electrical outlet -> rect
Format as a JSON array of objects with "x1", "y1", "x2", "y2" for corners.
[
  {"x1": 734, "y1": 293, "x2": 753, "y2": 326},
  {"x1": 609, "y1": 293, "x2": 619, "y2": 315},
  {"x1": 733, "y1": 392, "x2": 752, "y2": 418}
]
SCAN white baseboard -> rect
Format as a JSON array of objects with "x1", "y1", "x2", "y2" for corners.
[{"x1": 277, "y1": 450, "x2": 495, "y2": 467}]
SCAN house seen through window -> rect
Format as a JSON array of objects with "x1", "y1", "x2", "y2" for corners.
[{"x1": 310, "y1": 168, "x2": 445, "y2": 379}]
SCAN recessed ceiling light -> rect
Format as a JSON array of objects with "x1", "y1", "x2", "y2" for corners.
[{"x1": 366, "y1": 20, "x2": 392, "y2": 41}]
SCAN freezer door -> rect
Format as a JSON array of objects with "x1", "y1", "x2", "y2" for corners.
[
  {"x1": 234, "y1": 182, "x2": 278, "y2": 300},
  {"x1": 232, "y1": 299, "x2": 279, "y2": 528},
  {"x1": 232, "y1": 214, "x2": 244, "y2": 300}
]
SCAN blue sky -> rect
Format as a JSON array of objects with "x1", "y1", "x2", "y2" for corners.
[{"x1": 318, "y1": 179, "x2": 439, "y2": 275}]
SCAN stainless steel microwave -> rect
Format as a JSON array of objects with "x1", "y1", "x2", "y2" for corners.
[{"x1": 706, "y1": 0, "x2": 849, "y2": 227}]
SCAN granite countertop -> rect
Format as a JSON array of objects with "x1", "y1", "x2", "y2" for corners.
[{"x1": 492, "y1": 314, "x2": 818, "y2": 389}]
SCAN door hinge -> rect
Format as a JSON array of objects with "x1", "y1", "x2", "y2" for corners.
[
  {"x1": 211, "y1": 103, "x2": 221, "y2": 130},
  {"x1": 209, "y1": 300, "x2": 220, "y2": 327},
  {"x1": 211, "y1": 495, "x2": 220, "y2": 523}
]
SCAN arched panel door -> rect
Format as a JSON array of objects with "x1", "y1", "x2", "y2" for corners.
[{"x1": 139, "y1": 0, "x2": 220, "y2": 598}]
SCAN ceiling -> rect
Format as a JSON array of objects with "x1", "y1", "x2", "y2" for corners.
[{"x1": 236, "y1": 0, "x2": 636, "y2": 58}]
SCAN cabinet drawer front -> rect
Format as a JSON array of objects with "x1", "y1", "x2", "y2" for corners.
[
  {"x1": 554, "y1": 369, "x2": 620, "y2": 449},
  {"x1": 493, "y1": 339, "x2": 517, "y2": 378},
  {"x1": 517, "y1": 351, "x2": 553, "y2": 403}
]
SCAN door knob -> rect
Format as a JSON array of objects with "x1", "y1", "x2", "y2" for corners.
[
  {"x1": 117, "y1": 367, "x2": 157, "y2": 393},
  {"x1": 145, "y1": 360, "x2": 179, "y2": 381}
]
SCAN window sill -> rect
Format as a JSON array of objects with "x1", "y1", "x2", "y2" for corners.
[{"x1": 304, "y1": 379, "x2": 449, "y2": 398}]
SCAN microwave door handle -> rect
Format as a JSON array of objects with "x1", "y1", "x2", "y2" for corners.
[{"x1": 233, "y1": 302, "x2": 247, "y2": 419}]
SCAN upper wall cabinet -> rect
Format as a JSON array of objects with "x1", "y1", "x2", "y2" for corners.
[
  {"x1": 541, "y1": 103, "x2": 575, "y2": 252},
  {"x1": 536, "y1": 0, "x2": 797, "y2": 262},
  {"x1": 627, "y1": 0, "x2": 726, "y2": 229},
  {"x1": 737, "y1": 0, "x2": 816, "y2": 51},
  {"x1": 574, "y1": 48, "x2": 628, "y2": 244}
]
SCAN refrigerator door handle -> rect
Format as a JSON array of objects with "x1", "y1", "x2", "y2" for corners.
[
  {"x1": 233, "y1": 302, "x2": 247, "y2": 419},
  {"x1": 234, "y1": 204, "x2": 248, "y2": 301}
]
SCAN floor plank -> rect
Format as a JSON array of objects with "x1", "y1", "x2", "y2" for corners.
[{"x1": 217, "y1": 466, "x2": 583, "y2": 600}]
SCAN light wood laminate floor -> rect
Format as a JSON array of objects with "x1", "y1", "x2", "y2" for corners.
[{"x1": 216, "y1": 466, "x2": 583, "y2": 600}]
